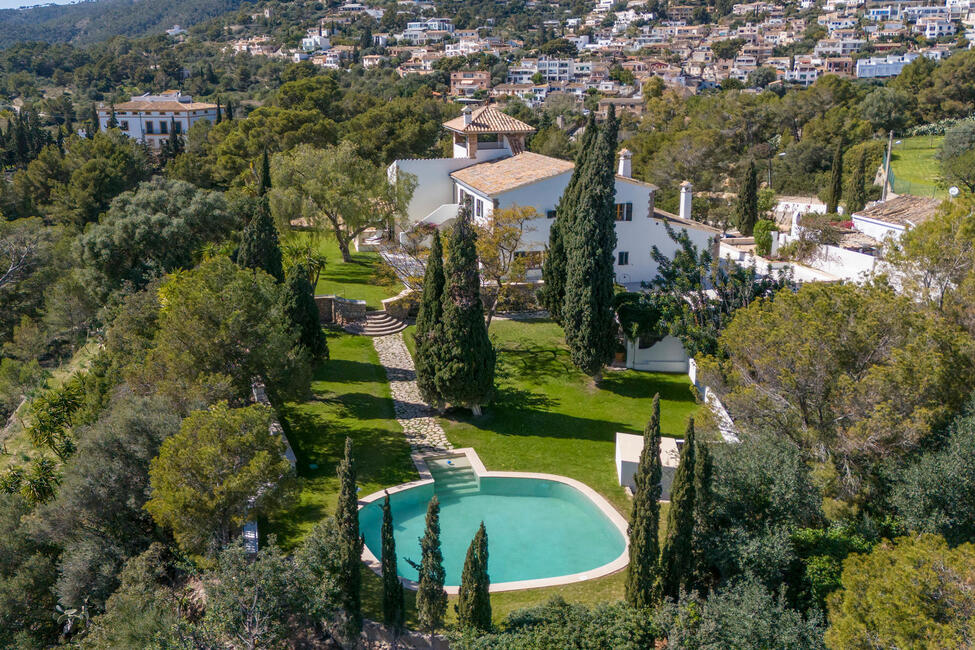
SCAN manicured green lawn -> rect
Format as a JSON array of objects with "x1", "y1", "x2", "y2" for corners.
[
  {"x1": 890, "y1": 135, "x2": 946, "y2": 198},
  {"x1": 415, "y1": 318, "x2": 700, "y2": 515},
  {"x1": 267, "y1": 330, "x2": 417, "y2": 549},
  {"x1": 303, "y1": 233, "x2": 404, "y2": 310}
]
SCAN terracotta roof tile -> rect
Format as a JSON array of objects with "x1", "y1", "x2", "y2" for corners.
[
  {"x1": 442, "y1": 105, "x2": 536, "y2": 134},
  {"x1": 853, "y1": 195, "x2": 942, "y2": 227},
  {"x1": 108, "y1": 101, "x2": 217, "y2": 112},
  {"x1": 450, "y1": 152, "x2": 572, "y2": 196}
]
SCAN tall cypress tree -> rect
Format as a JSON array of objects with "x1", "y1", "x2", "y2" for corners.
[
  {"x1": 456, "y1": 522, "x2": 491, "y2": 632},
  {"x1": 87, "y1": 103, "x2": 98, "y2": 139},
  {"x1": 563, "y1": 107, "x2": 618, "y2": 380},
  {"x1": 258, "y1": 149, "x2": 272, "y2": 197},
  {"x1": 626, "y1": 393, "x2": 662, "y2": 609},
  {"x1": 283, "y1": 263, "x2": 329, "y2": 358},
  {"x1": 238, "y1": 198, "x2": 285, "y2": 282},
  {"x1": 225, "y1": 98, "x2": 235, "y2": 121},
  {"x1": 541, "y1": 112, "x2": 598, "y2": 324},
  {"x1": 380, "y1": 493, "x2": 405, "y2": 630},
  {"x1": 827, "y1": 142, "x2": 844, "y2": 214},
  {"x1": 657, "y1": 418, "x2": 696, "y2": 602},
  {"x1": 336, "y1": 437, "x2": 363, "y2": 635},
  {"x1": 107, "y1": 104, "x2": 118, "y2": 129},
  {"x1": 690, "y1": 433, "x2": 714, "y2": 596},
  {"x1": 215, "y1": 98, "x2": 223, "y2": 124},
  {"x1": 415, "y1": 230, "x2": 445, "y2": 408},
  {"x1": 735, "y1": 160, "x2": 758, "y2": 235},
  {"x1": 435, "y1": 207, "x2": 495, "y2": 415},
  {"x1": 845, "y1": 151, "x2": 868, "y2": 213},
  {"x1": 416, "y1": 495, "x2": 447, "y2": 633}
]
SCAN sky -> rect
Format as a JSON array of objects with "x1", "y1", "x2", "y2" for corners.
[{"x1": 0, "y1": 0, "x2": 81, "y2": 10}]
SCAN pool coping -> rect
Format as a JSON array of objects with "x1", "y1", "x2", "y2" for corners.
[{"x1": 358, "y1": 447, "x2": 630, "y2": 594}]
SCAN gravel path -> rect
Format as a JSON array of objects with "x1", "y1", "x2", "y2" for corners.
[{"x1": 372, "y1": 332, "x2": 453, "y2": 453}]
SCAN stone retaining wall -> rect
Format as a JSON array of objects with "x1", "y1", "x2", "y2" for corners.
[
  {"x1": 315, "y1": 294, "x2": 367, "y2": 325},
  {"x1": 381, "y1": 288, "x2": 421, "y2": 320}
]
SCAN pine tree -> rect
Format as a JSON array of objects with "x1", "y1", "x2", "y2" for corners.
[
  {"x1": 237, "y1": 198, "x2": 285, "y2": 282},
  {"x1": 735, "y1": 160, "x2": 758, "y2": 235},
  {"x1": 87, "y1": 103, "x2": 98, "y2": 139},
  {"x1": 283, "y1": 263, "x2": 329, "y2": 359},
  {"x1": 689, "y1": 433, "x2": 714, "y2": 596},
  {"x1": 845, "y1": 151, "x2": 868, "y2": 213},
  {"x1": 657, "y1": 418, "x2": 697, "y2": 602},
  {"x1": 336, "y1": 437, "x2": 363, "y2": 635},
  {"x1": 381, "y1": 493, "x2": 405, "y2": 630},
  {"x1": 827, "y1": 142, "x2": 844, "y2": 214},
  {"x1": 414, "y1": 230, "x2": 445, "y2": 408},
  {"x1": 456, "y1": 522, "x2": 491, "y2": 632},
  {"x1": 215, "y1": 98, "x2": 223, "y2": 124},
  {"x1": 625, "y1": 393, "x2": 662, "y2": 609},
  {"x1": 258, "y1": 149, "x2": 272, "y2": 197},
  {"x1": 435, "y1": 207, "x2": 495, "y2": 415},
  {"x1": 540, "y1": 112, "x2": 598, "y2": 324},
  {"x1": 562, "y1": 107, "x2": 617, "y2": 380},
  {"x1": 416, "y1": 495, "x2": 447, "y2": 633}
]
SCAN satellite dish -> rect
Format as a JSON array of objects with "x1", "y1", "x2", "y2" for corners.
[{"x1": 950, "y1": 186, "x2": 960, "y2": 197}]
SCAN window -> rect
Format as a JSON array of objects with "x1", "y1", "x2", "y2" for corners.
[
  {"x1": 160, "y1": 121, "x2": 168, "y2": 134},
  {"x1": 475, "y1": 199, "x2": 483, "y2": 217},
  {"x1": 615, "y1": 202, "x2": 633, "y2": 221},
  {"x1": 617, "y1": 251, "x2": 629, "y2": 266},
  {"x1": 173, "y1": 121, "x2": 182, "y2": 134},
  {"x1": 145, "y1": 121, "x2": 154, "y2": 134},
  {"x1": 546, "y1": 210, "x2": 556, "y2": 219},
  {"x1": 119, "y1": 121, "x2": 129, "y2": 130}
]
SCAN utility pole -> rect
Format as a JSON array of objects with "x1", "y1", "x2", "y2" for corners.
[{"x1": 881, "y1": 129, "x2": 893, "y2": 201}]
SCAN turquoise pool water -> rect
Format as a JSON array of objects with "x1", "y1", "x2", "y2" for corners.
[{"x1": 359, "y1": 460, "x2": 626, "y2": 586}]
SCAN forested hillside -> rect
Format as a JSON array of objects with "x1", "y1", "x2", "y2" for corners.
[{"x1": 0, "y1": 0, "x2": 243, "y2": 47}]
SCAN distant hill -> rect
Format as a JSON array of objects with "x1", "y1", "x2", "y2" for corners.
[{"x1": 0, "y1": 0, "x2": 244, "y2": 48}]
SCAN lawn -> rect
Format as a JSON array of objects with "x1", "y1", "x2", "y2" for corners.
[
  {"x1": 410, "y1": 318, "x2": 700, "y2": 515},
  {"x1": 890, "y1": 135, "x2": 946, "y2": 199},
  {"x1": 301, "y1": 232, "x2": 404, "y2": 310},
  {"x1": 267, "y1": 330, "x2": 418, "y2": 548}
]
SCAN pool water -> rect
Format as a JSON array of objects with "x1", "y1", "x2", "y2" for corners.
[{"x1": 359, "y1": 460, "x2": 626, "y2": 586}]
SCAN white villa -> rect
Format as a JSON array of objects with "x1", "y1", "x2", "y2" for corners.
[
  {"x1": 98, "y1": 91, "x2": 218, "y2": 149},
  {"x1": 388, "y1": 105, "x2": 719, "y2": 290}
]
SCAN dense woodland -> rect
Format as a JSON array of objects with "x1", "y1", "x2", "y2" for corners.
[{"x1": 0, "y1": 2, "x2": 974, "y2": 647}]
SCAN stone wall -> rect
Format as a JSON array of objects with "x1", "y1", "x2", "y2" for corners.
[
  {"x1": 381, "y1": 288, "x2": 421, "y2": 320},
  {"x1": 332, "y1": 296, "x2": 367, "y2": 324},
  {"x1": 314, "y1": 295, "x2": 334, "y2": 323}
]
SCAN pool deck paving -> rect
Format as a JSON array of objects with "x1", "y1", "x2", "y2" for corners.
[{"x1": 372, "y1": 332, "x2": 453, "y2": 455}]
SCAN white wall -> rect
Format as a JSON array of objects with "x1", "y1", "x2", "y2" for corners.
[
  {"x1": 625, "y1": 334, "x2": 689, "y2": 372},
  {"x1": 99, "y1": 109, "x2": 216, "y2": 148},
  {"x1": 852, "y1": 215, "x2": 904, "y2": 242},
  {"x1": 390, "y1": 149, "x2": 509, "y2": 225}
]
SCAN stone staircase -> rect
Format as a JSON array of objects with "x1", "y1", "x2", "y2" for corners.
[{"x1": 343, "y1": 310, "x2": 408, "y2": 337}]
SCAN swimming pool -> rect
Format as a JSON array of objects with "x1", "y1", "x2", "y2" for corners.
[{"x1": 358, "y1": 451, "x2": 628, "y2": 590}]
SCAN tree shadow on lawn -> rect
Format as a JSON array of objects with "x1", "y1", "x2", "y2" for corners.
[
  {"x1": 311, "y1": 358, "x2": 390, "y2": 386},
  {"x1": 444, "y1": 400, "x2": 636, "y2": 444},
  {"x1": 597, "y1": 370, "x2": 698, "y2": 403},
  {"x1": 497, "y1": 344, "x2": 575, "y2": 383}
]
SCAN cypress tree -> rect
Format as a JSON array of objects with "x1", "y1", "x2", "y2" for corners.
[
  {"x1": 541, "y1": 112, "x2": 598, "y2": 324},
  {"x1": 415, "y1": 230, "x2": 445, "y2": 408},
  {"x1": 827, "y1": 142, "x2": 844, "y2": 214},
  {"x1": 258, "y1": 149, "x2": 272, "y2": 197},
  {"x1": 435, "y1": 207, "x2": 495, "y2": 415},
  {"x1": 690, "y1": 433, "x2": 714, "y2": 596},
  {"x1": 657, "y1": 418, "x2": 697, "y2": 602},
  {"x1": 107, "y1": 104, "x2": 118, "y2": 129},
  {"x1": 380, "y1": 493, "x2": 405, "y2": 630},
  {"x1": 284, "y1": 263, "x2": 329, "y2": 359},
  {"x1": 735, "y1": 160, "x2": 758, "y2": 235},
  {"x1": 87, "y1": 103, "x2": 98, "y2": 139},
  {"x1": 225, "y1": 98, "x2": 235, "y2": 121},
  {"x1": 215, "y1": 98, "x2": 223, "y2": 124},
  {"x1": 238, "y1": 198, "x2": 285, "y2": 282},
  {"x1": 625, "y1": 393, "x2": 662, "y2": 609},
  {"x1": 845, "y1": 151, "x2": 868, "y2": 213},
  {"x1": 416, "y1": 495, "x2": 447, "y2": 633},
  {"x1": 562, "y1": 107, "x2": 618, "y2": 380},
  {"x1": 456, "y1": 522, "x2": 491, "y2": 632},
  {"x1": 336, "y1": 437, "x2": 363, "y2": 635}
]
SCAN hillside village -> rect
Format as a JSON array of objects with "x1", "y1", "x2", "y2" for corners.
[{"x1": 0, "y1": 0, "x2": 974, "y2": 647}]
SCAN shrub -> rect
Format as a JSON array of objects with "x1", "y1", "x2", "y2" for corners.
[{"x1": 754, "y1": 219, "x2": 776, "y2": 256}]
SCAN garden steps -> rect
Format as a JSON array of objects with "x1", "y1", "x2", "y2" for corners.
[{"x1": 343, "y1": 310, "x2": 408, "y2": 337}]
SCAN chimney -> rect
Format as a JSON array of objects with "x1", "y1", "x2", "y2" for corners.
[
  {"x1": 617, "y1": 148, "x2": 632, "y2": 178},
  {"x1": 679, "y1": 181, "x2": 692, "y2": 221},
  {"x1": 462, "y1": 106, "x2": 473, "y2": 126}
]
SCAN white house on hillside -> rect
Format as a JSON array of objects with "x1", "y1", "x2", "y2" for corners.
[
  {"x1": 388, "y1": 105, "x2": 719, "y2": 290},
  {"x1": 99, "y1": 91, "x2": 218, "y2": 149}
]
